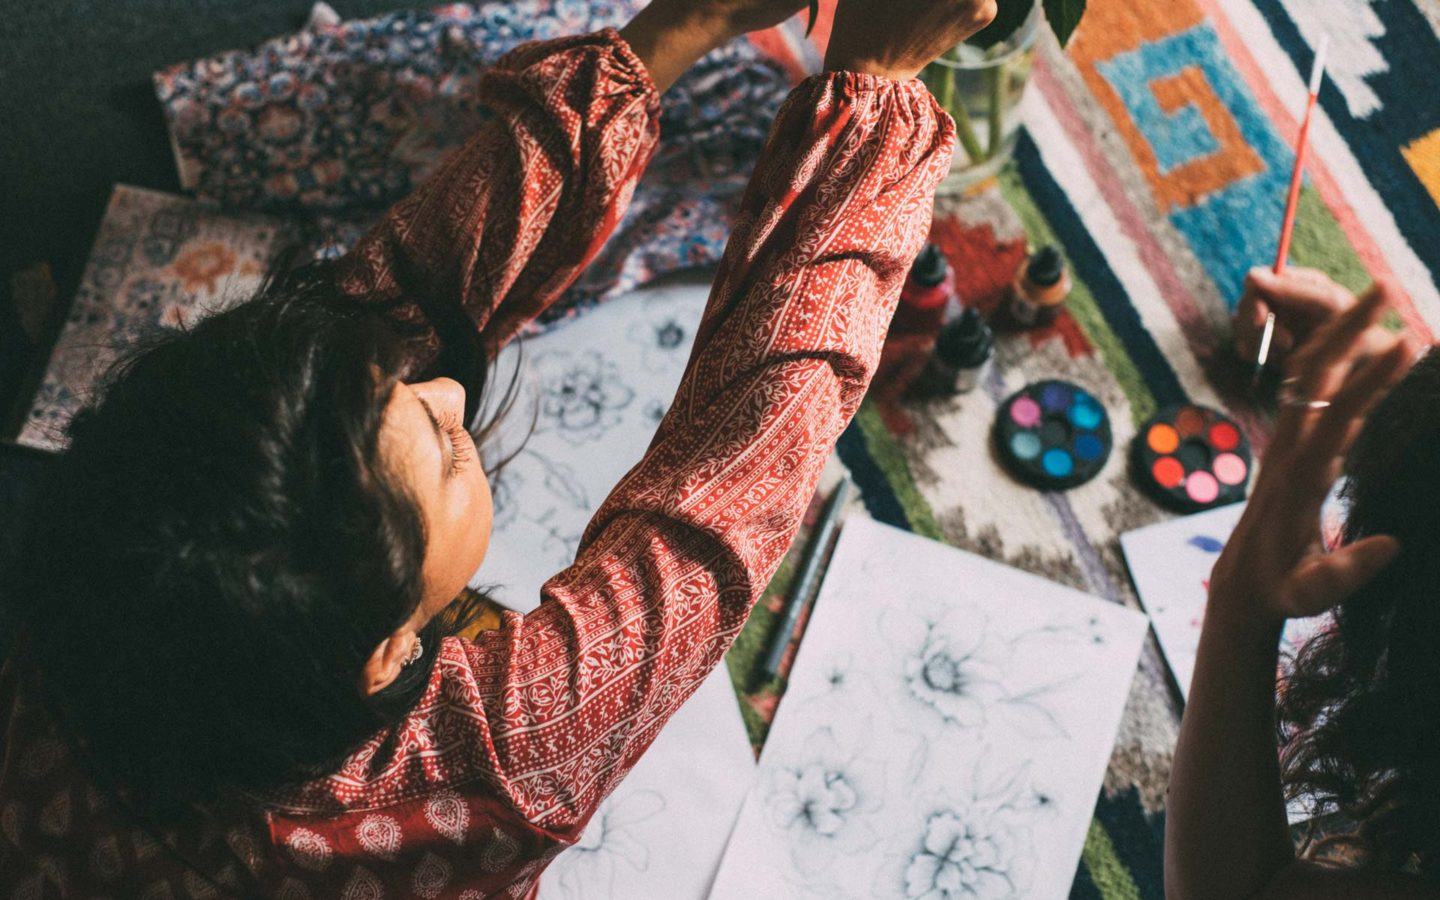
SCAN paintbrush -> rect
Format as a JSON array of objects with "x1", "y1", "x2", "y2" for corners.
[{"x1": 1254, "y1": 35, "x2": 1329, "y2": 385}]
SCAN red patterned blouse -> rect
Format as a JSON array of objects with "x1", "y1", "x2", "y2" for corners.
[{"x1": 0, "y1": 29, "x2": 954, "y2": 899}]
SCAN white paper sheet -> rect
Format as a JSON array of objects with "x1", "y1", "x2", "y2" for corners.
[
  {"x1": 471, "y1": 282, "x2": 756, "y2": 898},
  {"x1": 537, "y1": 666, "x2": 754, "y2": 900},
  {"x1": 710, "y1": 516, "x2": 1147, "y2": 900},
  {"x1": 471, "y1": 282, "x2": 708, "y2": 613},
  {"x1": 1119, "y1": 503, "x2": 1326, "y2": 702}
]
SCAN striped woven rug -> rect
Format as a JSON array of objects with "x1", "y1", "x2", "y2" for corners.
[{"x1": 730, "y1": 2, "x2": 1440, "y2": 897}]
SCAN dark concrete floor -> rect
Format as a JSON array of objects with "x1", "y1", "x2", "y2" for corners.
[{"x1": 0, "y1": 0, "x2": 423, "y2": 433}]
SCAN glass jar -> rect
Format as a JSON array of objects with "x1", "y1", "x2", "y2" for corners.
[{"x1": 920, "y1": 1, "x2": 1042, "y2": 194}]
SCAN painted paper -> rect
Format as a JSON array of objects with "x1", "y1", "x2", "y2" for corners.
[{"x1": 1119, "y1": 502, "x2": 1327, "y2": 701}]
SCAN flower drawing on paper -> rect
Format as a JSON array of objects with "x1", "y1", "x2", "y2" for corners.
[
  {"x1": 882, "y1": 601, "x2": 1077, "y2": 742},
  {"x1": 887, "y1": 604, "x2": 1005, "y2": 730},
  {"x1": 902, "y1": 807, "x2": 1020, "y2": 899},
  {"x1": 627, "y1": 296, "x2": 695, "y2": 373},
  {"x1": 771, "y1": 761, "x2": 858, "y2": 839},
  {"x1": 763, "y1": 725, "x2": 882, "y2": 875},
  {"x1": 533, "y1": 350, "x2": 635, "y2": 445},
  {"x1": 548, "y1": 789, "x2": 665, "y2": 899},
  {"x1": 881, "y1": 761, "x2": 1040, "y2": 900}
]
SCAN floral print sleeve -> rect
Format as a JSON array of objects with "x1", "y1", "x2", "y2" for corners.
[
  {"x1": 0, "y1": 52, "x2": 958, "y2": 900},
  {"x1": 451, "y1": 71, "x2": 957, "y2": 836},
  {"x1": 332, "y1": 28, "x2": 661, "y2": 362}
]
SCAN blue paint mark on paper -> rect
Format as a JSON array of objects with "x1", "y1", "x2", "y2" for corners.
[{"x1": 1187, "y1": 535, "x2": 1225, "y2": 553}]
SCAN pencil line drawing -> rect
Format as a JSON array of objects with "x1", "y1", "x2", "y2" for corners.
[
  {"x1": 474, "y1": 285, "x2": 708, "y2": 613},
  {"x1": 882, "y1": 603, "x2": 1085, "y2": 742},
  {"x1": 882, "y1": 759, "x2": 1057, "y2": 900},
  {"x1": 709, "y1": 516, "x2": 1147, "y2": 900},
  {"x1": 759, "y1": 724, "x2": 885, "y2": 874},
  {"x1": 544, "y1": 790, "x2": 665, "y2": 899}
]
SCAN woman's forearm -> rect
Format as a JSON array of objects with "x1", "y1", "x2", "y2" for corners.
[
  {"x1": 335, "y1": 30, "x2": 661, "y2": 376},
  {"x1": 1166, "y1": 596, "x2": 1294, "y2": 899},
  {"x1": 619, "y1": 3, "x2": 743, "y2": 92}
]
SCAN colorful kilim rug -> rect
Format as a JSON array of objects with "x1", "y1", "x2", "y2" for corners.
[
  {"x1": 14, "y1": 1, "x2": 1437, "y2": 896},
  {"x1": 730, "y1": 2, "x2": 1440, "y2": 899}
]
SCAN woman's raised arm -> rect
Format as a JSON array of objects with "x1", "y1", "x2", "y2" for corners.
[
  {"x1": 444, "y1": 0, "x2": 1002, "y2": 839},
  {"x1": 332, "y1": 29, "x2": 662, "y2": 367},
  {"x1": 333, "y1": 2, "x2": 808, "y2": 376}
]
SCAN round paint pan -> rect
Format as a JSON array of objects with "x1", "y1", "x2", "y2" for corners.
[
  {"x1": 993, "y1": 380, "x2": 1112, "y2": 491},
  {"x1": 1130, "y1": 403, "x2": 1251, "y2": 512}
]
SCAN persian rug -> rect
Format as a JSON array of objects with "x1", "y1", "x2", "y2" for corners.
[
  {"x1": 728, "y1": 2, "x2": 1440, "y2": 899},
  {"x1": 151, "y1": 0, "x2": 792, "y2": 331}
]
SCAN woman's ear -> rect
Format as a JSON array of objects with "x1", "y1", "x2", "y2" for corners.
[{"x1": 359, "y1": 629, "x2": 420, "y2": 697}]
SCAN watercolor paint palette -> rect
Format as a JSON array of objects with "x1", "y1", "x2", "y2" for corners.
[
  {"x1": 1130, "y1": 404, "x2": 1250, "y2": 512},
  {"x1": 992, "y1": 380, "x2": 1112, "y2": 491}
]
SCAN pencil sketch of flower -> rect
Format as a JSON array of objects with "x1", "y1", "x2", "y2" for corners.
[
  {"x1": 532, "y1": 350, "x2": 635, "y2": 445},
  {"x1": 880, "y1": 600, "x2": 1079, "y2": 744},
  {"x1": 881, "y1": 603, "x2": 1005, "y2": 731},
  {"x1": 901, "y1": 806, "x2": 1020, "y2": 899},
  {"x1": 627, "y1": 296, "x2": 695, "y2": 373},
  {"x1": 763, "y1": 724, "x2": 883, "y2": 876},
  {"x1": 547, "y1": 789, "x2": 665, "y2": 899},
  {"x1": 878, "y1": 761, "x2": 1038, "y2": 900}
]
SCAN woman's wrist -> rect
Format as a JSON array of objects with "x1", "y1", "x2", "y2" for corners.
[
  {"x1": 619, "y1": 3, "x2": 739, "y2": 93},
  {"x1": 822, "y1": 55, "x2": 918, "y2": 82},
  {"x1": 1206, "y1": 572, "x2": 1290, "y2": 640}
]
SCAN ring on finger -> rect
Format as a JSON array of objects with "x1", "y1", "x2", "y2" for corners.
[{"x1": 1278, "y1": 377, "x2": 1333, "y2": 410}]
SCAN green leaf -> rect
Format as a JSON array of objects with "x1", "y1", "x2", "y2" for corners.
[
  {"x1": 1043, "y1": 0, "x2": 1086, "y2": 46},
  {"x1": 968, "y1": 0, "x2": 1036, "y2": 49}
]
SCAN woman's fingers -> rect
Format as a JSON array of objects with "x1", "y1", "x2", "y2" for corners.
[
  {"x1": 1233, "y1": 267, "x2": 1357, "y2": 366},
  {"x1": 1279, "y1": 535, "x2": 1401, "y2": 618},
  {"x1": 1298, "y1": 341, "x2": 1415, "y2": 474},
  {"x1": 1275, "y1": 285, "x2": 1394, "y2": 443},
  {"x1": 1233, "y1": 288, "x2": 1272, "y2": 362},
  {"x1": 1245, "y1": 266, "x2": 1353, "y2": 322}
]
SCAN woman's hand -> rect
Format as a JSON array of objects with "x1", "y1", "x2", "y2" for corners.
[
  {"x1": 701, "y1": 0, "x2": 812, "y2": 35},
  {"x1": 620, "y1": 0, "x2": 807, "y2": 92},
  {"x1": 824, "y1": 0, "x2": 999, "y2": 81},
  {"x1": 1210, "y1": 280, "x2": 1414, "y2": 625},
  {"x1": 1234, "y1": 266, "x2": 1358, "y2": 366}
]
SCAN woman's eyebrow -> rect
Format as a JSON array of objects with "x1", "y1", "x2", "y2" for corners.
[{"x1": 414, "y1": 395, "x2": 452, "y2": 484}]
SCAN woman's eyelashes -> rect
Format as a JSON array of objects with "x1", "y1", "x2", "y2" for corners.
[{"x1": 437, "y1": 411, "x2": 474, "y2": 476}]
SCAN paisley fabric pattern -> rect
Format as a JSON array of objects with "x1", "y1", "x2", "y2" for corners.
[
  {"x1": 152, "y1": 0, "x2": 790, "y2": 335},
  {"x1": 0, "y1": 32, "x2": 954, "y2": 898}
]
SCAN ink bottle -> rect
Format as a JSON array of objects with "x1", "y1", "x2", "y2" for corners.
[
  {"x1": 921, "y1": 305, "x2": 994, "y2": 395},
  {"x1": 890, "y1": 244, "x2": 953, "y2": 342},
  {"x1": 1006, "y1": 245, "x2": 1070, "y2": 329}
]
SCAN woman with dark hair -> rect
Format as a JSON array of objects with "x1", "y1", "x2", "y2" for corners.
[
  {"x1": 1167, "y1": 268, "x2": 1440, "y2": 898},
  {"x1": 0, "y1": 0, "x2": 994, "y2": 895}
]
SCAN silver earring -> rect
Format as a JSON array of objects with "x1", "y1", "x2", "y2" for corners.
[{"x1": 404, "y1": 637, "x2": 424, "y2": 667}]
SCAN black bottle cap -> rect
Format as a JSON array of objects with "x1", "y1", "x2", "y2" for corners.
[
  {"x1": 1026, "y1": 245, "x2": 1065, "y2": 287},
  {"x1": 909, "y1": 244, "x2": 949, "y2": 288},
  {"x1": 935, "y1": 305, "x2": 993, "y2": 367}
]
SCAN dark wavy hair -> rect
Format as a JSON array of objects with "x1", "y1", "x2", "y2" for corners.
[
  {"x1": 4, "y1": 260, "x2": 517, "y2": 822},
  {"x1": 1278, "y1": 349, "x2": 1440, "y2": 879}
]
